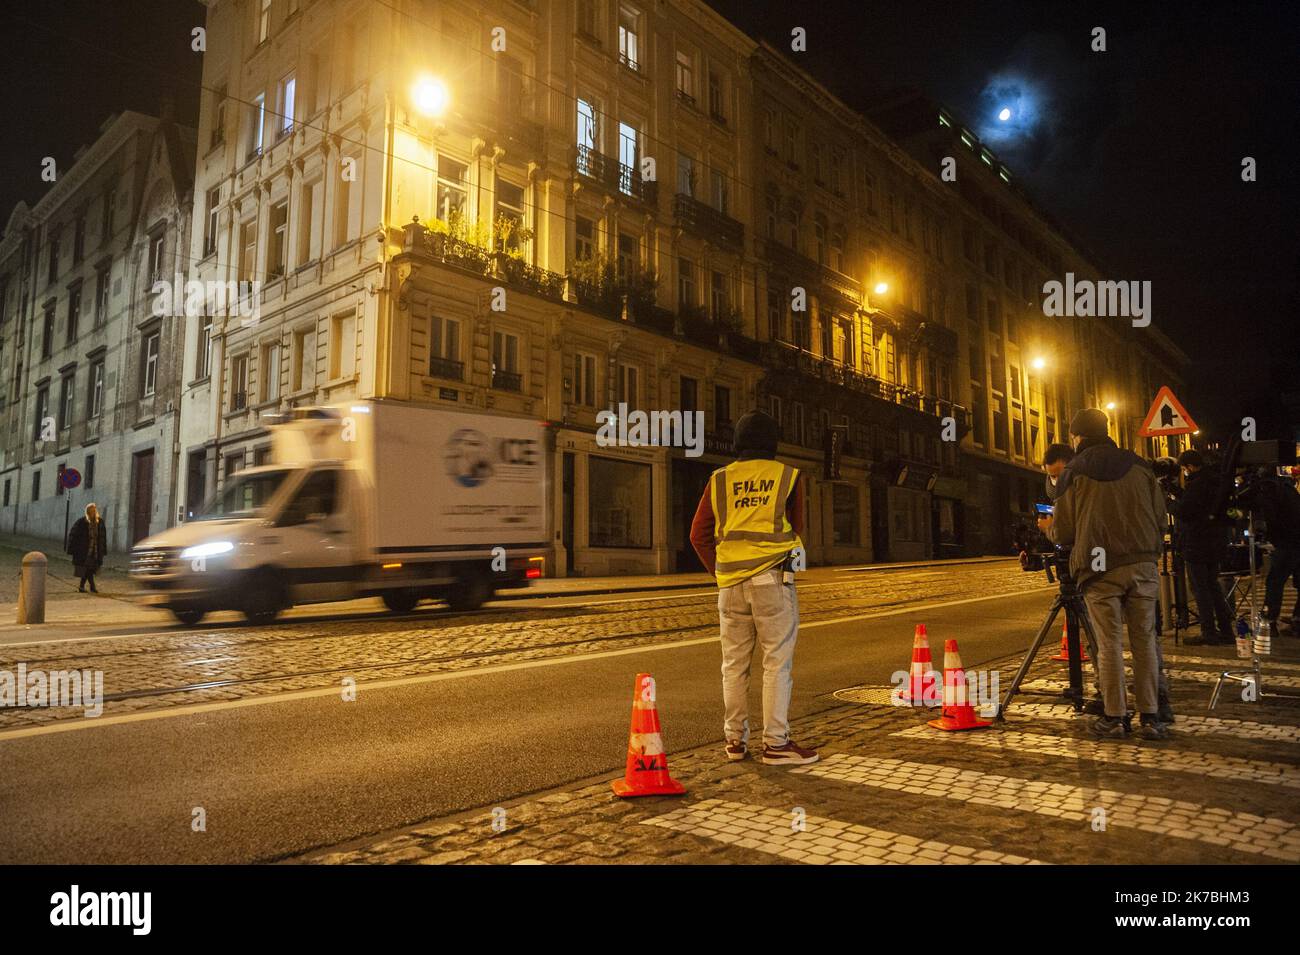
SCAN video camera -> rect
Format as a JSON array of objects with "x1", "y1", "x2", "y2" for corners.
[{"x1": 1009, "y1": 511, "x2": 1073, "y2": 582}]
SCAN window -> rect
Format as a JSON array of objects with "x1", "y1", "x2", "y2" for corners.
[
  {"x1": 85, "y1": 453, "x2": 95, "y2": 490},
  {"x1": 329, "y1": 310, "x2": 356, "y2": 380},
  {"x1": 335, "y1": 154, "x2": 359, "y2": 245},
  {"x1": 32, "y1": 471, "x2": 41, "y2": 501},
  {"x1": 575, "y1": 216, "x2": 594, "y2": 261},
  {"x1": 204, "y1": 186, "x2": 220, "y2": 256},
  {"x1": 298, "y1": 178, "x2": 322, "y2": 265},
  {"x1": 588, "y1": 458, "x2": 651, "y2": 548},
  {"x1": 832, "y1": 484, "x2": 859, "y2": 545},
  {"x1": 618, "y1": 122, "x2": 638, "y2": 195},
  {"x1": 102, "y1": 189, "x2": 116, "y2": 244},
  {"x1": 707, "y1": 70, "x2": 725, "y2": 121},
  {"x1": 258, "y1": 0, "x2": 271, "y2": 44},
  {"x1": 249, "y1": 92, "x2": 266, "y2": 160},
  {"x1": 576, "y1": 99, "x2": 599, "y2": 173},
  {"x1": 677, "y1": 257, "x2": 696, "y2": 307},
  {"x1": 88, "y1": 360, "x2": 104, "y2": 418},
  {"x1": 292, "y1": 326, "x2": 315, "y2": 391},
  {"x1": 33, "y1": 386, "x2": 49, "y2": 443},
  {"x1": 573, "y1": 352, "x2": 598, "y2": 406},
  {"x1": 198, "y1": 317, "x2": 212, "y2": 378},
  {"x1": 495, "y1": 178, "x2": 525, "y2": 251},
  {"x1": 793, "y1": 305, "x2": 809, "y2": 351},
  {"x1": 710, "y1": 271, "x2": 729, "y2": 321},
  {"x1": 268, "y1": 199, "x2": 288, "y2": 278},
  {"x1": 768, "y1": 289, "x2": 783, "y2": 341},
  {"x1": 142, "y1": 330, "x2": 160, "y2": 397},
  {"x1": 577, "y1": 0, "x2": 599, "y2": 38},
  {"x1": 66, "y1": 287, "x2": 81, "y2": 344},
  {"x1": 680, "y1": 376, "x2": 698, "y2": 413},
  {"x1": 94, "y1": 267, "x2": 110, "y2": 325},
  {"x1": 830, "y1": 229, "x2": 844, "y2": 273},
  {"x1": 813, "y1": 219, "x2": 826, "y2": 265},
  {"x1": 211, "y1": 88, "x2": 227, "y2": 149},
  {"x1": 2, "y1": 480, "x2": 8, "y2": 507},
  {"x1": 792, "y1": 401, "x2": 806, "y2": 445},
  {"x1": 149, "y1": 232, "x2": 166, "y2": 283},
  {"x1": 496, "y1": 55, "x2": 526, "y2": 114},
  {"x1": 73, "y1": 217, "x2": 86, "y2": 264},
  {"x1": 282, "y1": 469, "x2": 339, "y2": 525},
  {"x1": 769, "y1": 395, "x2": 783, "y2": 434},
  {"x1": 58, "y1": 375, "x2": 74, "y2": 433},
  {"x1": 677, "y1": 152, "x2": 695, "y2": 197},
  {"x1": 714, "y1": 385, "x2": 731, "y2": 428},
  {"x1": 428, "y1": 315, "x2": 462, "y2": 379},
  {"x1": 675, "y1": 50, "x2": 695, "y2": 101},
  {"x1": 764, "y1": 194, "x2": 777, "y2": 239},
  {"x1": 239, "y1": 220, "x2": 256, "y2": 301},
  {"x1": 710, "y1": 168, "x2": 728, "y2": 214},
  {"x1": 262, "y1": 342, "x2": 281, "y2": 401},
  {"x1": 617, "y1": 362, "x2": 638, "y2": 406},
  {"x1": 492, "y1": 330, "x2": 522, "y2": 391},
  {"x1": 616, "y1": 233, "x2": 637, "y2": 279},
  {"x1": 436, "y1": 155, "x2": 468, "y2": 225},
  {"x1": 618, "y1": 5, "x2": 640, "y2": 71},
  {"x1": 42, "y1": 306, "x2": 54, "y2": 358},
  {"x1": 278, "y1": 73, "x2": 296, "y2": 137},
  {"x1": 231, "y1": 354, "x2": 249, "y2": 410},
  {"x1": 48, "y1": 233, "x2": 60, "y2": 284}
]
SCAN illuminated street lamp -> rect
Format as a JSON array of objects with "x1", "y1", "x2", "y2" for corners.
[
  {"x1": 412, "y1": 75, "x2": 451, "y2": 117},
  {"x1": 873, "y1": 281, "x2": 889, "y2": 295},
  {"x1": 1031, "y1": 356, "x2": 1047, "y2": 371},
  {"x1": 1105, "y1": 401, "x2": 1117, "y2": 411}
]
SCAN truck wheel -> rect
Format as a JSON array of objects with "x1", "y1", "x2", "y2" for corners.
[
  {"x1": 446, "y1": 576, "x2": 492, "y2": 612},
  {"x1": 171, "y1": 608, "x2": 206, "y2": 627},
  {"x1": 242, "y1": 570, "x2": 286, "y2": 624},
  {"x1": 382, "y1": 589, "x2": 420, "y2": 613}
]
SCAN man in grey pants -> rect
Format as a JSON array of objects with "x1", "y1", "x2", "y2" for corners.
[{"x1": 1045, "y1": 408, "x2": 1171, "y2": 739}]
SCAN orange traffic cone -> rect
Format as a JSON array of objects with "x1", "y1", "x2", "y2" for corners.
[
  {"x1": 611, "y1": 673, "x2": 687, "y2": 798},
  {"x1": 898, "y1": 624, "x2": 939, "y2": 706},
  {"x1": 927, "y1": 640, "x2": 992, "y2": 731},
  {"x1": 1051, "y1": 618, "x2": 1089, "y2": 662}
]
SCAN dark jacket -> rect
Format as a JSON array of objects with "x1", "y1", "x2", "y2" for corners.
[
  {"x1": 1236, "y1": 475, "x2": 1300, "y2": 546},
  {"x1": 66, "y1": 517, "x2": 108, "y2": 574},
  {"x1": 1048, "y1": 437, "x2": 1166, "y2": 591},
  {"x1": 1169, "y1": 467, "x2": 1230, "y2": 563}
]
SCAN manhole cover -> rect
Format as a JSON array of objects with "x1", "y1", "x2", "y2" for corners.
[{"x1": 832, "y1": 685, "x2": 897, "y2": 705}]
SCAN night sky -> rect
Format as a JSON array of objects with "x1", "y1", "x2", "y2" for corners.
[{"x1": 2, "y1": 1, "x2": 1296, "y2": 440}]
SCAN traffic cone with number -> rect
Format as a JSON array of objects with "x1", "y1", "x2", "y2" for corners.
[
  {"x1": 1051, "y1": 618, "x2": 1089, "y2": 662},
  {"x1": 927, "y1": 640, "x2": 992, "y2": 731},
  {"x1": 898, "y1": 624, "x2": 938, "y2": 706},
  {"x1": 611, "y1": 673, "x2": 687, "y2": 797}
]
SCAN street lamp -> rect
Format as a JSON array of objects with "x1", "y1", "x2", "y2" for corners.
[
  {"x1": 1031, "y1": 356, "x2": 1047, "y2": 371},
  {"x1": 873, "y1": 281, "x2": 889, "y2": 295},
  {"x1": 1105, "y1": 401, "x2": 1117, "y2": 411},
  {"x1": 412, "y1": 75, "x2": 451, "y2": 117}
]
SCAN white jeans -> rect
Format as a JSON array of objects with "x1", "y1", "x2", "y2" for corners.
[{"x1": 718, "y1": 567, "x2": 800, "y2": 748}]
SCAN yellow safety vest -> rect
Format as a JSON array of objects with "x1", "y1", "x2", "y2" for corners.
[{"x1": 709, "y1": 458, "x2": 802, "y2": 588}]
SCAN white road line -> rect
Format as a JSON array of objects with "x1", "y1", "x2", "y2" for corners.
[
  {"x1": 1003, "y1": 702, "x2": 1300, "y2": 743},
  {"x1": 641, "y1": 797, "x2": 1045, "y2": 865},
  {"x1": 795, "y1": 754, "x2": 1300, "y2": 861},
  {"x1": 0, "y1": 586, "x2": 1054, "y2": 740},
  {"x1": 892, "y1": 725, "x2": 1300, "y2": 789}
]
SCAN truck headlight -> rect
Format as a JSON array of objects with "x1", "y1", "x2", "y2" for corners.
[{"x1": 180, "y1": 541, "x2": 235, "y2": 560}]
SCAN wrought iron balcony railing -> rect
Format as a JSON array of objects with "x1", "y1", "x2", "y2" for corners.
[{"x1": 672, "y1": 193, "x2": 744, "y2": 248}]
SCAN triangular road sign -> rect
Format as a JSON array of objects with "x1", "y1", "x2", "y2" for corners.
[{"x1": 1139, "y1": 386, "x2": 1198, "y2": 437}]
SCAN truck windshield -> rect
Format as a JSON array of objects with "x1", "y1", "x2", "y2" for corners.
[{"x1": 194, "y1": 470, "x2": 291, "y2": 521}]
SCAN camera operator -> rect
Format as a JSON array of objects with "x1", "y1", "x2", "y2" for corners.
[
  {"x1": 1235, "y1": 467, "x2": 1300, "y2": 636},
  {"x1": 1168, "y1": 450, "x2": 1234, "y2": 646},
  {"x1": 1040, "y1": 408, "x2": 1170, "y2": 739}
]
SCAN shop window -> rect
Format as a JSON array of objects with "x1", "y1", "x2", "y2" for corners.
[{"x1": 588, "y1": 457, "x2": 651, "y2": 548}]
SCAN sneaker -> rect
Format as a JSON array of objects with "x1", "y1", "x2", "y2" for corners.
[
  {"x1": 1138, "y1": 714, "x2": 1171, "y2": 740},
  {"x1": 762, "y1": 740, "x2": 820, "y2": 766},
  {"x1": 724, "y1": 739, "x2": 747, "y2": 761},
  {"x1": 1157, "y1": 693, "x2": 1176, "y2": 724},
  {"x1": 1091, "y1": 715, "x2": 1129, "y2": 739},
  {"x1": 1082, "y1": 698, "x2": 1106, "y2": 716}
]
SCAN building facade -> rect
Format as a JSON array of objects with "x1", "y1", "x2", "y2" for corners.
[{"x1": 0, "y1": 111, "x2": 195, "y2": 552}]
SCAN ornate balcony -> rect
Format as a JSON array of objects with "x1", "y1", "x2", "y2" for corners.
[
  {"x1": 575, "y1": 146, "x2": 658, "y2": 206},
  {"x1": 672, "y1": 193, "x2": 744, "y2": 248}
]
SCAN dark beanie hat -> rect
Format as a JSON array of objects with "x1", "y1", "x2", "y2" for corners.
[
  {"x1": 733, "y1": 410, "x2": 780, "y2": 457},
  {"x1": 1069, "y1": 407, "x2": 1110, "y2": 440}
]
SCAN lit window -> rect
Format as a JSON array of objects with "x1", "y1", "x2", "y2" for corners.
[
  {"x1": 618, "y1": 6, "x2": 640, "y2": 71},
  {"x1": 142, "y1": 331, "x2": 160, "y2": 397}
]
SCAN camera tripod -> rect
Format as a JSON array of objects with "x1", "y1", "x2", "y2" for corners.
[{"x1": 995, "y1": 558, "x2": 1098, "y2": 720}]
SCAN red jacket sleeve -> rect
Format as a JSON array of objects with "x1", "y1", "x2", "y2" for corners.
[{"x1": 690, "y1": 486, "x2": 717, "y2": 574}]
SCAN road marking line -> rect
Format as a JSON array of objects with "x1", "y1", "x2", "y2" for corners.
[
  {"x1": 641, "y1": 798, "x2": 1045, "y2": 865},
  {"x1": 0, "y1": 587, "x2": 1053, "y2": 740},
  {"x1": 796, "y1": 754, "x2": 1300, "y2": 861},
  {"x1": 1153, "y1": 654, "x2": 1300, "y2": 674},
  {"x1": 892, "y1": 725, "x2": 1300, "y2": 789}
]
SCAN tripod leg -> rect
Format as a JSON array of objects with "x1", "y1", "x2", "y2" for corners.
[
  {"x1": 997, "y1": 599, "x2": 1063, "y2": 721},
  {"x1": 1064, "y1": 601, "x2": 1085, "y2": 710}
]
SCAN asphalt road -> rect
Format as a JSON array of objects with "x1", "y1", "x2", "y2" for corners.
[{"x1": 0, "y1": 574, "x2": 1056, "y2": 864}]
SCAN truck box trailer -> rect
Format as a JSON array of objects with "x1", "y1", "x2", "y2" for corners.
[{"x1": 131, "y1": 401, "x2": 549, "y2": 625}]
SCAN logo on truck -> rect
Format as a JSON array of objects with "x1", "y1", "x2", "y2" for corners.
[{"x1": 446, "y1": 429, "x2": 496, "y2": 487}]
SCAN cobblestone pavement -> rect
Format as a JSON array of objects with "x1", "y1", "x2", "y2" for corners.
[
  {"x1": 0, "y1": 562, "x2": 1049, "y2": 729},
  {"x1": 297, "y1": 635, "x2": 1300, "y2": 866}
]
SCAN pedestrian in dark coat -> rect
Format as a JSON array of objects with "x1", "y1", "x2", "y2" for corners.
[{"x1": 66, "y1": 502, "x2": 107, "y2": 593}]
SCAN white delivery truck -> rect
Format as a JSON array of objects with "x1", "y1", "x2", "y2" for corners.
[{"x1": 131, "y1": 400, "x2": 549, "y2": 625}]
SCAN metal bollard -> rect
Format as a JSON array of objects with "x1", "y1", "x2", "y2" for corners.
[{"x1": 17, "y1": 552, "x2": 47, "y2": 624}]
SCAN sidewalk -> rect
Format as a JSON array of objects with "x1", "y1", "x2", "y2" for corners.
[
  {"x1": 0, "y1": 532, "x2": 1016, "y2": 631},
  {"x1": 298, "y1": 631, "x2": 1300, "y2": 865}
]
